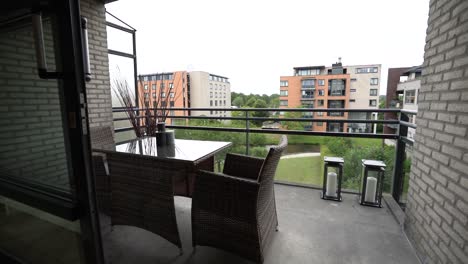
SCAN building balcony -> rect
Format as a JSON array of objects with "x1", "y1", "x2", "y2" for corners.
[{"x1": 301, "y1": 95, "x2": 315, "y2": 100}]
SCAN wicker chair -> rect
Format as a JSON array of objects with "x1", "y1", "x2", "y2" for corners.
[
  {"x1": 90, "y1": 126, "x2": 115, "y2": 215},
  {"x1": 106, "y1": 151, "x2": 182, "y2": 252},
  {"x1": 192, "y1": 135, "x2": 287, "y2": 263}
]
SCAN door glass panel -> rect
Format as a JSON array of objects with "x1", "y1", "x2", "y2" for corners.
[
  {"x1": 0, "y1": 15, "x2": 72, "y2": 192},
  {"x1": 0, "y1": 196, "x2": 85, "y2": 263},
  {"x1": 0, "y1": 9, "x2": 86, "y2": 264}
]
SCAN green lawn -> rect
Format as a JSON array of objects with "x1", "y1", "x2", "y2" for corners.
[{"x1": 276, "y1": 156, "x2": 323, "y2": 186}]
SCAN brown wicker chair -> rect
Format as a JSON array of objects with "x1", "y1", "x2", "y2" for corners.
[
  {"x1": 106, "y1": 151, "x2": 182, "y2": 252},
  {"x1": 90, "y1": 126, "x2": 115, "y2": 215},
  {"x1": 191, "y1": 135, "x2": 287, "y2": 263}
]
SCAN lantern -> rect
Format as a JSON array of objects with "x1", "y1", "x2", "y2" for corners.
[
  {"x1": 321, "y1": 156, "x2": 344, "y2": 201},
  {"x1": 360, "y1": 160, "x2": 386, "y2": 208}
]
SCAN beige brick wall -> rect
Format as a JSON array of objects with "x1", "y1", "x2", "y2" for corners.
[
  {"x1": 81, "y1": 0, "x2": 113, "y2": 130},
  {"x1": 404, "y1": 0, "x2": 468, "y2": 263}
]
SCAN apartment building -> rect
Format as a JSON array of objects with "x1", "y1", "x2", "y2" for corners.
[
  {"x1": 396, "y1": 66, "x2": 421, "y2": 139},
  {"x1": 279, "y1": 61, "x2": 381, "y2": 132},
  {"x1": 188, "y1": 71, "x2": 231, "y2": 118},
  {"x1": 384, "y1": 67, "x2": 413, "y2": 135},
  {"x1": 345, "y1": 64, "x2": 381, "y2": 133},
  {"x1": 138, "y1": 71, "x2": 231, "y2": 123}
]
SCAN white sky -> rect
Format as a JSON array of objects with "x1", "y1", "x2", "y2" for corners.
[{"x1": 105, "y1": 0, "x2": 429, "y2": 96}]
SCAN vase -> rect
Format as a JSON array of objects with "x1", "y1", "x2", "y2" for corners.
[{"x1": 155, "y1": 122, "x2": 175, "y2": 146}]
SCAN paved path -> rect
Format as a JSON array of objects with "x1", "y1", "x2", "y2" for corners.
[{"x1": 281, "y1": 152, "x2": 320, "y2": 159}]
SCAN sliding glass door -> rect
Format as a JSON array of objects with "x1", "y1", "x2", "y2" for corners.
[{"x1": 0, "y1": 1, "x2": 102, "y2": 263}]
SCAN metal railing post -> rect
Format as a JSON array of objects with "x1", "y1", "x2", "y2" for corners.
[
  {"x1": 392, "y1": 111, "x2": 408, "y2": 203},
  {"x1": 245, "y1": 111, "x2": 250, "y2": 155}
]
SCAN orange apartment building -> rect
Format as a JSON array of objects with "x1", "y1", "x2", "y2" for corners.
[
  {"x1": 280, "y1": 63, "x2": 350, "y2": 132},
  {"x1": 138, "y1": 71, "x2": 188, "y2": 124}
]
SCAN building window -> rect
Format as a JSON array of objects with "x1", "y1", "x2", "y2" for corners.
[
  {"x1": 170, "y1": 92, "x2": 174, "y2": 98},
  {"x1": 161, "y1": 92, "x2": 166, "y2": 98},
  {"x1": 328, "y1": 100, "x2": 345, "y2": 116},
  {"x1": 210, "y1": 110, "x2": 213, "y2": 114},
  {"x1": 301, "y1": 79, "x2": 315, "y2": 88},
  {"x1": 317, "y1": 112, "x2": 323, "y2": 116},
  {"x1": 170, "y1": 101, "x2": 175, "y2": 107},
  {"x1": 224, "y1": 100, "x2": 226, "y2": 106},
  {"x1": 280, "y1": 80, "x2": 288, "y2": 87},
  {"x1": 369, "y1": 99, "x2": 377, "y2": 106},
  {"x1": 318, "y1": 90, "x2": 325, "y2": 96},
  {"x1": 318, "y1": 79, "x2": 325, "y2": 86},
  {"x1": 405, "y1": 90, "x2": 416, "y2": 104},
  {"x1": 169, "y1": 83, "x2": 174, "y2": 89},
  {"x1": 350, "y1": 89, "x2": 357, "y2": 92},
  {"x1": 350, "y1": 99, "x2": 355, "y2": 103},
  {"x1": 370, "y1": 89, "x2": 378, "y2": 96},
  {"x1": 210, "y1": 84, "x2": 213, "y2": 89},
  {"x1": 144, "y1": 92, "x2": 149, "y2": 98},
  {"x1": 210, "y1": 100, "x2": 213, "y2": 106},
  {"x1": 328, "y1": 79, "x2": 345, "y2": 96},
  {"x1": 152, "y1": 93, "x2": 156, "y2": 98},
  {"x1": 215, "y1": 101, "x2": 218, "y2": 106},
  {"x1": 327, "y1": 123, "x2": 343, "y2": 132},
  {"x1": 317, "y1": 122, "x2": 323, "y2": 126},
  {"x1": 143, "y1": 76, "x2": 148, "y2": 81},
  {"x1": 160, "y1": 83, "x2": 165, "y2": 89},
  {"x1": 280, "y1": 100, "x2": 288, "y2": 106},
  {"x1": 356, "y1": 67, "x2": 378, "y2": 74},
  {"x1": 370, "y1": 78, "x2": 379, "y2": 85},
  {"x1": 296, "y1": 68, "x2": 320, "y2": 76},
  {"x1": 151, "y1": 84, "x2": 156, "y2": 90},
  {"x1": 210, "y1": 92, "x2": 213, "y2": 98},
  {"x1": 351, "y1": 78, "x2": 357, "y2": 82},
  {"x1": 317, "y1": 100, "x2": 324, "y2": 106},
  {"x1": 144, "y1": 84, "x2": 148, "y2": 90},
  {"x1": 161, "y1": 101, "x2": 167, "y2": 107},
  {"x1": 280, "y1": 90, "x2": 288, "y2": 96},
  {"x1": 215, "y1": 92, "x2": 218, "y2": 98}
]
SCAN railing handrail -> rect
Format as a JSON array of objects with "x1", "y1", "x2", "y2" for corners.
[{"x1": 111, "y1": 106, "x2": 402, "y2": 113}]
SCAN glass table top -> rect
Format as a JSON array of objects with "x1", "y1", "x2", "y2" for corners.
[{"x1": 105, "y1": 138, "x2": 232, "y2": 163}]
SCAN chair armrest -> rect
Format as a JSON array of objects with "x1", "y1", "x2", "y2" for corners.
[
  {"x1": 92, "y1": 154, "x2": 109, "y2": 176},
  {"x1": 193, "y1": 170, "x2": 260, "y2": 220},
  {"x1": 223, "y1": 153, "x2": 265, "y2": 180}
]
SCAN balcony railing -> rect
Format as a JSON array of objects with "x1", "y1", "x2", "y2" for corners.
[{"x1": 112, "y1": 107, "x2": 416, "y2": 206}]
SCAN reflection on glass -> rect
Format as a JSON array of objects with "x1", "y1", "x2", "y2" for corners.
[{"x1": 0, "y1": 197, "x2": 85, "y2": 263}]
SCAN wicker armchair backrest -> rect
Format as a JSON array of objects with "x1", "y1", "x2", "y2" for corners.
[
  {"x1": 258, "y1": 135, "x2": 287, "y2": 183},
  {"x1": 90, "y1": 126, "x2": 115, "y2": 151}
]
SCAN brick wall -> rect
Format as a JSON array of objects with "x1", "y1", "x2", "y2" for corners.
[
  {"x1": 0, "y1": 0, "x2": 112, "y2": 190},
  {"x1": 81, "y1": 0, "x2": 113, "y2": 130},
  {"x1": 0, "y1": 18, "x2": 70, "y2": 190},
  {"x1": 404, "y1": 0, "x2": 468, "y2": 263}
]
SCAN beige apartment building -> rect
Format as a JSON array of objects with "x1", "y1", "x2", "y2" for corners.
[
  {"x1": 188, "y1": 71, "x2": 231, "y2": 118},
  {"x1": 345, "y1": 64, "x2": 381, "y2": 133}
]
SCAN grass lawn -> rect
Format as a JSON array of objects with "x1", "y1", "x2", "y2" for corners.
[{"x1": 276, "y1": 156, "x2": 323, "y2": 186}]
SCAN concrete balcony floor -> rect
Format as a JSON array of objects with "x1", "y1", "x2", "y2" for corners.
[{"x1": 103, "y1": 184, "x2": 419, "y2": 264}]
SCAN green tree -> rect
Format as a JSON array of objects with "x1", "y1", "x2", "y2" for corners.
[
  {"x1": 232, "y1": 96, "x2": 244, "y2": 107},
  {"x1": 245, "y1": 97, "x2": 257, "y2": 107},
  {"x1": 252, "y1": 99, "x2": 269, "y2": 126}
]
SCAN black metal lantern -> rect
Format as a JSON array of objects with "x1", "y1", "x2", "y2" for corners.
[
  {"x1": 360, "y1": 159, "x2": 386, "y2": 207},
  {"x1": 321, "y1": 157, "x2": 344, "y2": 201}
]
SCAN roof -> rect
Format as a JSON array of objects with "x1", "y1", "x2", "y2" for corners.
[
  {"x1": 293, "y1": 66, "x2": 325, "y2": 70},
  {"x1": 402, "y1": 66, "x2": 423, "y2": 76}
]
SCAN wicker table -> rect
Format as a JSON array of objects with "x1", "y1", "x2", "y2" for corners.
[{"x1": 96, "y1": 137, "x2": 232, "y2": 197}]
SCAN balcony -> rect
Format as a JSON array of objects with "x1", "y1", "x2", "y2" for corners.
[
  {"x1": 101, "y1": 185, "x2": 418, "y2": 264},
  {"x1": 300, "y1": 95, "x2": 315, "y2": 100}
]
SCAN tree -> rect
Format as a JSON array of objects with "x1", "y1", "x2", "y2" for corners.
[
  {"x1": 232, "y1": 96, "x2": 244, "y2": 107},
  {"x1": 252, "y1": 99, "x2": 268, "y2": 126},
  {"x1": 245, "y1": 97, "x2": 257, "y2": 107}
]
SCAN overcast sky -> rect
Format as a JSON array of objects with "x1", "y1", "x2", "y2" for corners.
[{"x1": 105, "y1": 0, "x2": 429, "y2": 96}]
